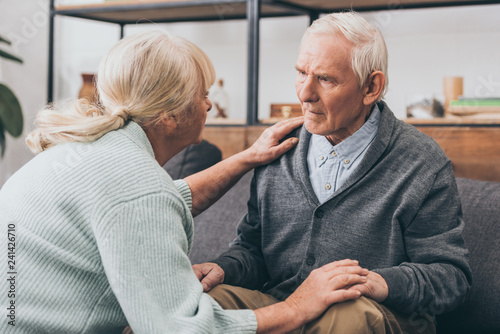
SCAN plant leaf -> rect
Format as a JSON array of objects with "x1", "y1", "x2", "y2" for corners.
[
  {"x1": 0, "y1": 35, "x2": 11, "y2": 45},
  {"x1": 0, "y1": 118, "x2": 5, "y2": 157},
  {"x1": 0, "y1": 83, "x2": 23, "y2": 137},
  {"x1": 0, "y1": 49, "x2": 23, "y2": 64}
]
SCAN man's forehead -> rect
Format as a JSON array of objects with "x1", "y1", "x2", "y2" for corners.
[{"x1": 296, "y1": 34, "x2": 352, "y2": 72}]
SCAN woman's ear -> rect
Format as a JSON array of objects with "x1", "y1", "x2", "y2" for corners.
[
  {"x1": 159, "y1": 112, "x2": 178, "y2": 130},
  {"x1": 363, "y1": 71, "x2": 386, "y2": 106}
]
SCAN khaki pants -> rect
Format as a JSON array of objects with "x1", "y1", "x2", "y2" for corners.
[{"x1": 209, "y1": 284, "x2": 436, "y2": 334}]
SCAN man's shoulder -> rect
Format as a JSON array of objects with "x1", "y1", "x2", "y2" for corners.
[
  {"x1": 254, "y1": 124, "x2": 307, "y2": 177},
  {"x1": 393, "y1": 118, "x2": 449, "y2": 161},
  {"x1": 378, "y1": 102, "x2": 449, "y2": 164}
]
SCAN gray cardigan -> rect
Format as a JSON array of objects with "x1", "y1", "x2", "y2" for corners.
[{"x1": 214, "y1": 102, "x2": 472, "y2": 316}]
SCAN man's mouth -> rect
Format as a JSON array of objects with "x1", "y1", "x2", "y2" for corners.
[{"x1": 305, "y1": 109, "x2": 322, "y2": 115}]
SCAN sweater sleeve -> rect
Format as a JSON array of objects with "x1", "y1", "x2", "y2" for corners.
[
  {"x1": 213, "y1": 173, "x2": 270, "y2": 290},
  {"x1": 93, "y1": 191, "x2": 257, "y2": 334},
  {"x1": 174, "y1": 179, "x2": 192, "y2": 211},
  {"x1": 374, "y1": 162, "x2": 472, "y2": 315}
]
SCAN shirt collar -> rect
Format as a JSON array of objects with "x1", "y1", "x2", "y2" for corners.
[{"x1": 310, "y1": 104, "x2": 381, "y2": 170}]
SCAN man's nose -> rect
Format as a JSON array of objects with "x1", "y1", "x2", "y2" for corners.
[{"x1": 298, "y1": 76, "x2": 319, "y2": 103}]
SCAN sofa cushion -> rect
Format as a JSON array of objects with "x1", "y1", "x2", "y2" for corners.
[
  {"x1": 436, "y1": 178, "x2": 500, "y2": 334},
  {"x1": 190, "y1": 171, "x2": 253, "y2": 264},
  {"x1": 164, "y1": 140, "x2": 222, "y2": 179}
]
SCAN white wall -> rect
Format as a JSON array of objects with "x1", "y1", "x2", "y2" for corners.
[
  {"x1": 0, "y1": 0, "x2": 51, "y2": 186},
  {"x1": 1, "y1": 1, "x2": 500, "y2": 187},
  {"x1": 364, "y1": 5, "x2": 500, "y2": 117}
]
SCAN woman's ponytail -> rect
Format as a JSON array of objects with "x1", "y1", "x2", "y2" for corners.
[{"x1": 26, "y1": 99, "x2": 129, "y2": 153}]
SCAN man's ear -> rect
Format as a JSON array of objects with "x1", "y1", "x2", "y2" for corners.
[{"x1": 363, "y1": 71, "x2": 386, "y2": 106}]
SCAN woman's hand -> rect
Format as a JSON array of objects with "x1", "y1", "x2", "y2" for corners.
[
  {"x1": 185, "y1": 116, "x2": 303, "y2": 217},
  {"x1": 284, "y1": 259, "x2": 368, "y2": 325},
  {"x1": 244, "y1": 116, "x2": 304, "y2": 168},
  {"x1": 254, "y1": 259, "x2": 368, "y2": 333}
]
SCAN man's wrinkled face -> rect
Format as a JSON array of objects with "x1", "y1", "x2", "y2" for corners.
[{"x1": 295, "y1": 33, "x2": 369, "y2": 144}]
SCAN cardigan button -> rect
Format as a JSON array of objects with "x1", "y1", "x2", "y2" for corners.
[
  {"x1": 306, "y1": 256, "x2": 316, "y2": 266},
  {"x1": 315, "y1": 210, "x2": 324, "y2": 218}
]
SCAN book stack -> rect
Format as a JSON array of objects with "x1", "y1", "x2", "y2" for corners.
[{"x1": 448, "y1": 98, "x2": 500, "y2": 117}]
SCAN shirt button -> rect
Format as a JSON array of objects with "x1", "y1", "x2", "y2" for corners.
[
  {"x1": 344, "y1": 159, "x2": 350, "y2": 164},
  {"x1": 325, "y1": 183, "x2": 331, "y2": 190},
  {"x1": 306, "y1": 256, "x2": 315, "y2": 266},
  {"x1": 332, "y1": 151, "x2": 337, "y2": 157},
  {"x1": 319, "y1": 155, "x2": 324, "y2": 161},
  {"x1": 315, "y1": 210, "x2": 324, "y2": 218}
]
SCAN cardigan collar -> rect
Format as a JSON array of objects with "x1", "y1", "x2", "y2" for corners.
[{"x1": 293, "y1": 101, "x2": 397, "y2": 205}]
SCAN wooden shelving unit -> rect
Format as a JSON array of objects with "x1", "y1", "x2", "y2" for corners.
[
  {"x1": 48, "y1": 0, "x2": 315, "y2": 125},
  {"x1": 48, "y1": 0, "x2": 500, "y2": 181},
  {"x1": 48, "y1": 0, "x2": 500, "y2": 125}
]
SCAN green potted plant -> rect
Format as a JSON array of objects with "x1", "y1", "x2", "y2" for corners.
[{"x1": 0, "y1": 35, "x2": 23, "y2": 157}]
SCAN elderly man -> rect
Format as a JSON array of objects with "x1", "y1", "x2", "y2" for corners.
[{"x1": 194, "y1": 11, "x2": 471, "y2": 333}]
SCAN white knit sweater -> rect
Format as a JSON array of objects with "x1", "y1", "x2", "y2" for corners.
[{"x1": 0, "y1": 122, "x2": 257, "y2": 334}]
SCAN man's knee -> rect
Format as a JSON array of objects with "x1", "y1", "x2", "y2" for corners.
[
  {"x1": 330, "y1": 297, "x2": 388, "y2": 330},
  {"x1": 208, "y1": 284, "x2": 279, "y2": 310},
  {"x1": 208, "y1": 284, "x2": 232, "y2": 299},
  {"x1": 208, "y1": 284, "x2": 241, "y2": 309},
  {"x1": 304, "y1": 297, "x2": 399, "y2": 334}
]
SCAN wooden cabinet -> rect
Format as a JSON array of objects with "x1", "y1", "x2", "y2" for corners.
[
  {"x1": 50, "y1": 1, "x2": 500, "y2": 182},
  {"x1": 203, "y1": 125, "x2": 267, "y2": 159},
  {"x1": 417, "y1": 126, "x2": 500, "y2": 182},
  {"x1": 204, "y1": 120, "x2": 500, "y2": 183},
  {"x1": 406, "y1": 118, "x2": 500, "y2": 182}
]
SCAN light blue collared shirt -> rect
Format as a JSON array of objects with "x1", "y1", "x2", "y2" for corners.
[{"x1": 307, "y1": 104, "x2": 381, "y2": 203}]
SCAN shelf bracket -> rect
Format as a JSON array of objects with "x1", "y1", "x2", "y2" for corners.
[
  {"x1": 247, "y1": 0, "x2": 261, "y2": 125},
  {"x1": 47, "y1": 0, "x2": 55, "y2": 103}
]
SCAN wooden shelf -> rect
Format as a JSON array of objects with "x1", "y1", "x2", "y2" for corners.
[
  {"x1": 205, "y1": 118, "x2": 246, "y2": 125},
  {"x1": 54, "y1": 0, "x2": 500, "y2": 24},
  {"x1": 55, "y1": 0, "x2": 304, "y2": 24},
  {"x1": 405, "y1": 117, "x2": 500, "y2": 126},
  {"x1": 283, "y1": 0, "x2": 500, "y2": 11}
]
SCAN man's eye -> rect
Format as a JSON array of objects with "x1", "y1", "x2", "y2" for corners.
[{"x1": 319, "y1": 76, "x2": 329, "y2": 82}]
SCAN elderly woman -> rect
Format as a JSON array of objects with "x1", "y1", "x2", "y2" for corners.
[{"x1": 0, "y1": 30, "x2": 367, "y2": 334}]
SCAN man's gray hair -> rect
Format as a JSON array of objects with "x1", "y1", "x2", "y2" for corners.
[{"x1": 303, "y1": 11, "x2": 389, "y2": 100}]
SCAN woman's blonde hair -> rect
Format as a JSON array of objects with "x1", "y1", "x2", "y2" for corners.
[
  {"x1": 303, "y1": 11, "x2": 389, "y2": 100},
  {"x1": 27, "y1": 30, "x2": 215, "y2": 153}
]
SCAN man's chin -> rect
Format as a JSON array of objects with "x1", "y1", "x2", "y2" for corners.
[{"x1": 304, "y1": 119, "x2": 326, "y2": 136}]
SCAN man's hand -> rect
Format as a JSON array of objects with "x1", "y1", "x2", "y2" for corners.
[
  {"x1": 284, "y1": 259, "x2": 368, "y2": 324},
  {"x1": 192, "y1": 262, "x2": 225, "y2": 292},
  {"x1": 348, "y1": 270, "x2": 389, "y2": 302}
]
